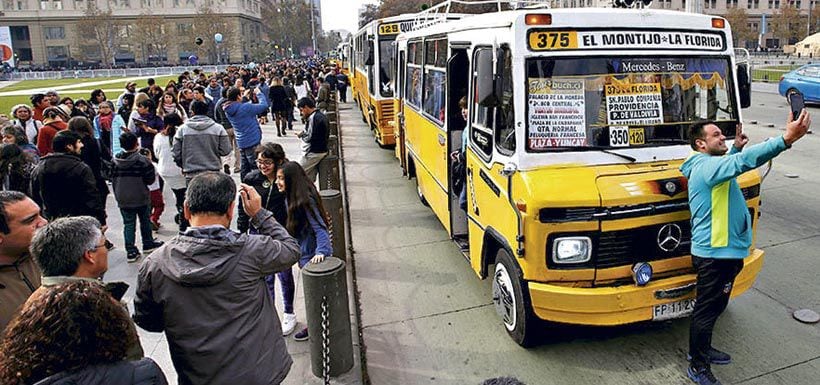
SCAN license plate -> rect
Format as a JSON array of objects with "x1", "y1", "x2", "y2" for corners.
[{"x1": 653, "y1": 298, "x2": 696, "y2": 321}]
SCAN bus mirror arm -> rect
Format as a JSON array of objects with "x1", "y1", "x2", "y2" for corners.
[{"x1": 500, "y1": 162, "x2": 518, "y2": 177}]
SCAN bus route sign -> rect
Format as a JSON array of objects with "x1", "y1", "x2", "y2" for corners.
[{"x1": 528, "y1": 29, "x2": 725, "y2": 52}]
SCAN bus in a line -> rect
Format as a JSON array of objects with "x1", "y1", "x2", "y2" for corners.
[
  {"x1": 393, "y1": 1, "x2": 760, "y2": 346},
  {"x1": 351, "y1": 13, "x2": 462, "y2": 149}
]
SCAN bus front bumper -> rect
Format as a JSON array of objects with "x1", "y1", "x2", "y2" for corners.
[{"x1": 528, "y1": 249, "x2": 764, "y2": 326}]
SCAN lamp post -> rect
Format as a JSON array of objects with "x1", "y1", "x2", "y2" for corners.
[{"x1": 214, "y1": 33, "x2": 223, "y2": 65}]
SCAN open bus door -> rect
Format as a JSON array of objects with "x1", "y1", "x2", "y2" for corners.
[
  {"x1": 447, "y1": 46, "x2": 470, "y2": 247},
  {"x1": 397, "y1": 49, "x2": 408, "y2": 174}
]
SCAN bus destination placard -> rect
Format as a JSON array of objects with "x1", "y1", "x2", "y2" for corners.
[
  {"x1": 527, "y1": 78, "x2": 587, "y2": 149},
  {"x1": 528, "y1": 29, "x2": 725, "y2": 52}
]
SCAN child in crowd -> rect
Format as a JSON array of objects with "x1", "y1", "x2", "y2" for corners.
[
  {"x1": 275, "y1": 161, "x2": 332, "y2": 341},
  {"x1": 111, "y1": 132, "x2": 163, "y2": 262}
]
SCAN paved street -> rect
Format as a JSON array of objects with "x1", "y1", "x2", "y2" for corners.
[
  {"x1": 95, "y1": 85, "x2": 820, "y2": 385},
  {"x1": 343, "y1": 87, "x2": 820, "y2": 385}
]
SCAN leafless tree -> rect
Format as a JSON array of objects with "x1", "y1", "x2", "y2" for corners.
[{"x1": 76, "y1": 0, "x2": 118, "y2": 67}]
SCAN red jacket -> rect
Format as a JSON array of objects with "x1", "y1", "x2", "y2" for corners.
[{"x1": 36, "y1": 120, "x2": 68, "y2": 156}]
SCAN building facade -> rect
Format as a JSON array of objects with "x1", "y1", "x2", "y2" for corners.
[
  {"x1": 0, "y1": 0, "x2": 264, "y2": 68},
  {"x1": 550, "y1": 0, "x2": 816, "y2": 49}
]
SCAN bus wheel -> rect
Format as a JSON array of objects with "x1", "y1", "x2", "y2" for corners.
[
  {"x1": 415, "y1": 176, "x2": 429, "y2": 207},
  {"x1": 492, "y1": 249, "x2": 536, "y2": 347}
]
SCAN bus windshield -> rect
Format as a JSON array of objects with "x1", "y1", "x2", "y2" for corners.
[
  {"x1": 525, "y1": 56, "x2": 738, "y2": 152},
  {"x1": 379, "y1": 40, "x2": 396, "y2": 97}
]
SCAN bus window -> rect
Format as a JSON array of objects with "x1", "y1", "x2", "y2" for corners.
[
  {"x1": 524, "y1": 57, "x2": 738, "y2": 151},
  {"x1": 379, "y1": 40, "x2": 396, "y2": 97},
  {"x1": 471, "y1": 47, "x2": 494, "y2": 159},
  {"x1": 406, "y1": 41, "x2": 423, "y2": 109},
  {"x1": 496, "y1": 47, "x2": 515, "y2": 154},
  {"x1": 423, "y1": 39, "x2": 447, "y2": 125}
]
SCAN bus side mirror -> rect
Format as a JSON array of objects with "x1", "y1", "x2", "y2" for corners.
[
  {"x1": 476, "y1": 52, "x2": 498, "y2": 107},
  {"x1": 737, "y1": 63, "x2": 751, "y2": 108},
  {"x1": 365, "y1": 40, "x2": 375, "y2": 66}
]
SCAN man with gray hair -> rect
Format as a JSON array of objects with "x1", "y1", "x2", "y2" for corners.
[
  {"x1": 134, "y1": 171, "x2": 300, "y2": 384},
  {"x1": 29, "y1": 215, "x2": 144, "y2": 360}
]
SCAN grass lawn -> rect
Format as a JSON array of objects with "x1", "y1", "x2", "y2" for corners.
[
  {"x1": 1, "y1": 74, "x2": 178, "y2": 117},
  {"x1": 0, "y1": 74, "x2": 177, "y2": 93},
  {"x1": 1, "y1": 95, "x2": 35, "y2": 117},
  {"x1": 753, "y1": 64, "x2": 802, "y2": 83}
]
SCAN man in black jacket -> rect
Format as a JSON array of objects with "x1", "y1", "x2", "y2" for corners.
[
  {"x1": 31, "y1": 131, "x2": 106, "y2": 224},
  {"x1": 296, "y1": 97, "x2": 329, "y2": 182}
]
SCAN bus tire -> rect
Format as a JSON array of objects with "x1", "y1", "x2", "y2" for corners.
[
  {"x1": 415, "y1": 174, "x2": 429, "y2": 207},
  {"x1": 492, "y1": 249, "x2": 537, "y2": 347}
]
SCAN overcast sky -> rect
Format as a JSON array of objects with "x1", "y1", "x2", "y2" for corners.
[{"x1": 322, "y1": 0, "x2": 378, "y2": 35}]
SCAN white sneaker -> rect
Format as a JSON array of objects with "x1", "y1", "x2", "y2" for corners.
[{"x1": 282, "y1": 313, "x2": 297, "y2": 336}]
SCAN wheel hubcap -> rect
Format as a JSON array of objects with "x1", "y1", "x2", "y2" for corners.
[{"x1": 492, "y1": 264, "x2": 517, "y2": 331}]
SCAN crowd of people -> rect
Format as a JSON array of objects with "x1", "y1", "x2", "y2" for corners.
[{"x1": 0, "y1": 58, "x2": 345, "y2": 384}]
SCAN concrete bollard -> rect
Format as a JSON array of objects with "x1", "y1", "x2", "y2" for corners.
[
  {"x1": 320, "y1": 189, "x2": 345, "y2": 259},
  {"x1": 319, "y1": 154, "x2": 340, "y2": 191},
  {"x1": 302, "y1": 258, "x2": 354, "y2": 379},
  {"x1": 328, "y1": 134, "x2": 339, "y2": 157}
]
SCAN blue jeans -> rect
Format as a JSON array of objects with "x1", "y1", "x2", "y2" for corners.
[
  {"x1": 120, "y1": 206, "x2": 153, "y2": 253},
  {"x1": 239, "y1": 145, "x2": 259, "y2": 180},
  {"x1": 264, "y1": 255, "x2": 312, "y2": 314},
  {"x1": 265, "y1": 268, "x2": 295, "y2": 314}
]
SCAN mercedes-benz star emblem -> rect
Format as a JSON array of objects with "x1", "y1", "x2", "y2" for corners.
[{"x1": 657, "y1": 223, "x2": 682, "y2": 252}]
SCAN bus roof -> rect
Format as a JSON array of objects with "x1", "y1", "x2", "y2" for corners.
[{"x1": 398, "y1": 8, "x2": 728, "y2": 43}]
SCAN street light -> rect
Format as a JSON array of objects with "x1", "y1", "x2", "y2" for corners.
[{"x1": 215, "y1": 33, "x2": 223, "y2": 64}]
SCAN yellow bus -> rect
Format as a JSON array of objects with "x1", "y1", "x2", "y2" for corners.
[
  {"x1": 395, "y1": 2, "x2": 760, "y2": 346},
  {"x1": 351, "y1": 14, "x2": 461, "y2": 148}
]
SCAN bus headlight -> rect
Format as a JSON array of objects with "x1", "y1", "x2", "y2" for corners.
[{"x1": 552, "y1": 237, "x2": 592, "y2": 264}]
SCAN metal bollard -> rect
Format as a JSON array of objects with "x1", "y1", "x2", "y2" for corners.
[
  {"x1": 320, "y1": 189, "x2": 345, "y2": 259},
  {"x1": 328, "y1": 134, "x2": 339, "y2": 157},
  {"x1": 302, "y1": 258, "x2": 354, "y2": 379},
  {"x1": 318, "y1": 154, "x2": 340, "y2": 191}
]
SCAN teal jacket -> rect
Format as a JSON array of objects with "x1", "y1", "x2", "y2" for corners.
[{"x1": 680, "y1": 136, "x2": 788, "y2": 259}]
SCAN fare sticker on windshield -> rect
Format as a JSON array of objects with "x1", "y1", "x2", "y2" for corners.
[
  {"x1": 527, "y1": 78, "x2": 587, "y2": 149},
  {"x1": 605, "y1": 83, "x2": 664, "y2": 126}
]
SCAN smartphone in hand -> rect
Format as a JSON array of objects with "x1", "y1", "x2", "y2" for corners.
[{"x1": 788, "y1": 91, "x2": 805, "y2": 120}]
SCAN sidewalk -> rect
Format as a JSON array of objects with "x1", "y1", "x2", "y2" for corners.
[{"x1": 103, "y1": 108, "x2": 362, "y2": 384}]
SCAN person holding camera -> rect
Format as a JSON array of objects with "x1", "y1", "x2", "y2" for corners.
[{"x1": 681, "y1": 111, "x2": 811, "y2": 385}]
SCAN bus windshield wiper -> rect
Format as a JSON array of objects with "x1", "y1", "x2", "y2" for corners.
[
  {"x1": 646, "y1": 138, "x2": 690, "y2": 144},
  {"x1": 551, "y1": 146, "x2": 637, "y2": 163}
]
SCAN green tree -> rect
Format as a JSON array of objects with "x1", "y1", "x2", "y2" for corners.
[
  {"x1": 133, "y1": 11, "x2": 169, "y2": 64},
  {"x1": 771, "y1": 4, "x2": 806, "y2": 45},
  {"x1": 724, "y1": 8, "x2": 756, "y2": 46},
  {"x1": 359, "y1": 3, "x2": 379, "y2": 28},
  {"x1": 76, "y1": 0, "x2": 118, "y2": 66},
  {"x1": 264, "y1": 0, "x2": 314, "y2": 56},
  {"x1": 191, "y1": 4, "x2": 236, "y2": 64}
]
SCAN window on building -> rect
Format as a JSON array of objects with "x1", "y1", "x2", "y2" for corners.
[
  {"x1": 2, "y1": 0, "x2": 12, "y2": 10},
  {"x1": 52, "y1": 0, "x2": 61, "y2": 8},
  {"x1": 11, "y1": 27, "x2": 30, "y2": 41},
  {"x1": 796, "y1": 0, "x2": 802, "y2": 7},
  {"x1": 46, "y1": 45, "x2": 68, "y2": 59},
  {"x1": 43, "y1": 26, "x2": 65, "y2": 40},
  {"x1": 81, "y1": 45, "x2": 101, "y2": 59},
  {"x1": 177, "y1": 23, "x2": 192, "y2": 34},
  {"x1": 17, "y1": 48, "x2": 33, "y2": 61},
  {"x1": 726, "y1": 0, "x2": 738, "y2": 7},
  {"x1": 17, "y1": 0, "x2": 25, "y2": 9},
  {"x1": 40, "y1": 0, "x2": 47, "y2": 9}
]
